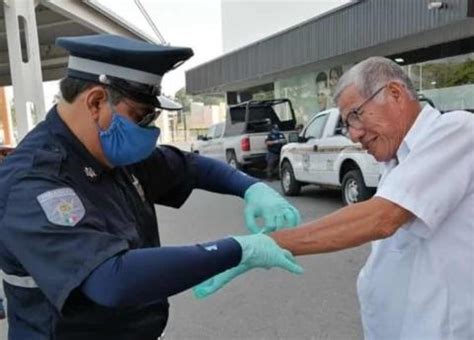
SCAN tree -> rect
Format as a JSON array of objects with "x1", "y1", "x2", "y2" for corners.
[
  {"x1": 175, "y1": 88, "x2": 192, "y2": 112},
  {"x1": 174, "y1": 87, "x2": 225, "y2": 112},
  {"x1": 422, "y1": 58, "x2": 474, "y2": 89}
]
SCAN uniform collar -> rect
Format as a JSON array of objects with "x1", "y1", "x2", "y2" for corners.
[
  {"x1": 46, "y1": 105, "x2": 107, "y2": 179},
  {"x1": 394, "y1": 104, "x2": 440, "y2": 163}
]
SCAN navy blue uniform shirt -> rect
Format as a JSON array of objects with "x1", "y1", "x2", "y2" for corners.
[
  {"x1": 0, "y1": 106, "x2": 198, "y2": 339},
  {"x1": 265, "y1": 130, "x2": 287, "y2": 155}
]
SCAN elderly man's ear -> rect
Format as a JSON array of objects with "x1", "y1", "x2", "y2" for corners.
[{"x1": 386, "y1": 82, "x2": 405, "y2": 102}]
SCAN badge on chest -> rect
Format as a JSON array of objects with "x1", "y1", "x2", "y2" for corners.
[{"x1": 131, "y1": 174, "x2": 146, "y2": 202}]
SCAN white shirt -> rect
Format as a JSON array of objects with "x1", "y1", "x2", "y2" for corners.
[{"x1": 358, "y1": 105, "x2": 474, "y2": 340}]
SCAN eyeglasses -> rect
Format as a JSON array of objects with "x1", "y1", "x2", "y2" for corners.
[
  {"x1": 341, "y1": 85, "x2": 386, "y2": 135},
  {"x1": 120, "y1": 99, "x2": 162, "y2": 127},
  {"x1": 136, "y1": 109, "x2": 161, "y2": 127}
]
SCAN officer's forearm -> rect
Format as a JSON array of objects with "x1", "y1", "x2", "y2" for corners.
[
  {"x1": 194, "y1": 154, "x2": 258, "y2": 197},
  {"x1": 81, "y1": 238, "x2": 241, "y2": 307},
  {"x1": 271, "y1": 197, "x2": 413, "y2": 255}
]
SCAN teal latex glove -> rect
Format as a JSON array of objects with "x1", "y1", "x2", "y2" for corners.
[
  {"x1": 193, "y1": 233, "x2": 303, "y2": 299},
  {"x1": 244, "y1": 182, "x2": 301, "y2": 233}
]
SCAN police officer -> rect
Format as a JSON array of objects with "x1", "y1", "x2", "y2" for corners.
[
  {"x1": 265, "y1": 124, "x2": 287, "y2": 180},
  {"x1": 0, "y1": 34, "x2": 303, "y2": 339}
]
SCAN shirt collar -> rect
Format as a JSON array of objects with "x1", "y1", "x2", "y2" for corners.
[
  {"x1": 45, "y1": 105, "x2": 107, "y2": 179},
  {"x1": 394, "y1": 104, "x2": 440, "y2": 163}
]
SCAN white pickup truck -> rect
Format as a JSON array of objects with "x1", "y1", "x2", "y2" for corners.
[
  {"x1": 191, "y1": 99, "x2": 297, "y2": 170},
  {"x1": 279, "y1": 108, "x2": 382, "y2": 205}
]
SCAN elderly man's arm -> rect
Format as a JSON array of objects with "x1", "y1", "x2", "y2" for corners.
[
  {"x1": 272, "y1": 196, "x2": 413, "y2": 255},
  {"x1": 192, "y1": 196, "x2": 413, "y2": 298}
]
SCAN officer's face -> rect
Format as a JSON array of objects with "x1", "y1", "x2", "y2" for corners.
[
  {"x1": 95, "y1": 94, "x2": 157, "y2": 130},
  {"x1": 338, "y1": 83, "x2": 411, "y2": 162},
  {"x1": 84, "y1": 87, "x2": 157, "y2": 128}
]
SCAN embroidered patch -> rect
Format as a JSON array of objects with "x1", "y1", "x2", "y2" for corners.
[{"x1": 37, "y1": 188, "x2": 85, "y2": 227}]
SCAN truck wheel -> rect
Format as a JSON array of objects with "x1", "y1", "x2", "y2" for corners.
[
  {"x1": 341, "y1": 169, "x2": 373, "y2": 205},
  {"x1": 280, "y1": 161, "x2": 301, "y2": 196},
  {"x1": 226, "y1": 150, "x2": 241, "y2": 170}
]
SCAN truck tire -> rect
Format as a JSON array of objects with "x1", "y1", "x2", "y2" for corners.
[
  {"x1": 226, "y1": 150, "x2": 241, "y2": 170},
  {"x1": 341, "y1": 169, "x2": 373, "y2": 205},
  {"x1": 280, "y1": 161, "x2": 301, "y2": 196}
]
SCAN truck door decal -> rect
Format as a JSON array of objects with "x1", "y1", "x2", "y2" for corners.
[{"x1": 303, "y1": 154, "x2": 310, "y2": 171}]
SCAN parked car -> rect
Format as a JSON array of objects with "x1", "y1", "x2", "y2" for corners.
[
  {"x1": 279, "y1": 108, "x2": 382, "y2": 205},
  {"x1": 191, "y1": 99, "x2": 297, "y2": 170},
  {"x1": 191, "y1": 122, "x2": 225, "y2": 159}
]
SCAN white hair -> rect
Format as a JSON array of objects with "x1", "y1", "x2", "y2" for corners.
[{"x1": 333, "y1": 57, "x2": 417, "y2": 105}]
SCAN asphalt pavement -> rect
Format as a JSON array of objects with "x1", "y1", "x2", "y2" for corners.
[
  {"x1": 0, "y1": 180, "x2": 370, "y2": 339},
  {"x1": 160, "y1": 180, "x2": 369, "y2": 339}
]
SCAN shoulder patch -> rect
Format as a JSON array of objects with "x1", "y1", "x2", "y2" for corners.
[{"x1": 36, "y1": 188, "x2": 85, "y2": 227}]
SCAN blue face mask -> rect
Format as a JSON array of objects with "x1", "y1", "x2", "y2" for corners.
[{"x1": 99, "y1": 113, "x2": 161, "y2": 166}]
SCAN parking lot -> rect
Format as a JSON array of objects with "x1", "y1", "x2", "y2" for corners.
[{"x1": 153, "y1": 181, "x2": 369, "y2": 339}]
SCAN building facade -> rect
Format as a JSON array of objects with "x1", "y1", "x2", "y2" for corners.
[{"x1": 186, "y1": 0, "x2": 474, "y2": 124}]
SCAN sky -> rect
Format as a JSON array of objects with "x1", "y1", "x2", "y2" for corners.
[{"x1": 97, "y1": 0, "x2": 224, "y2": 97}]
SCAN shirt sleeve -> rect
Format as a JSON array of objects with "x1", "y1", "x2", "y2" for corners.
[
  {"x1": 375, "y1": 113, "x2": 474, "y2": 238},
  {"x1": 194, "y1": 155, "x2": 258, "y2": 197},
  {"x1": 130, "y1": 145, "x2": 198, "y2": 208},
  {"x1": 81, "y1": 238, "x2": 241, "y2": 307},
  {"x1": 0, "y1": 174, "x2": 129, "y2": 312}
]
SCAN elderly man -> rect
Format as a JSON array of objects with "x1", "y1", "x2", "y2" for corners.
[
  {"x1": 0, "y1": 34, "x2": 303, "y2": 339},
  {"x1": 196, "y1": 56, "x2": 474, "y2": 339}
]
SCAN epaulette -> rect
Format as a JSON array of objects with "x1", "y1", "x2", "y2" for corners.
[{"x1": 31, "y1": 142, "x2": 67, "y2": 177}]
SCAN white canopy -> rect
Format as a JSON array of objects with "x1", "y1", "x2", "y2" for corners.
[{"x1": 0, "y1": 0, "x2": 156, "y2": 141}]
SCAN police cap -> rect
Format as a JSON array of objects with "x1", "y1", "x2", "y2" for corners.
[{"x1": 56, "y1": 34, "x2": 193, "y2": 110}]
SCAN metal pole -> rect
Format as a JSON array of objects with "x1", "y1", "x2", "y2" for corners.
[
  {"x1": 182, "y1": 111, "x2": 187, "y2": 142},
  {"x1": 419, "y1": 64, "x2": 423, "y2": 92},
  {"x1": 4, "y1": 0, "x2": 46, "y2": 141}
]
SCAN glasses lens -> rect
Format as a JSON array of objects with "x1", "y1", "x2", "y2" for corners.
[
  {"x1": 138, "y1": 110, "x2": 161, "y2": 127},
  {"x1": 347, "y1": 110, "x2": 365, "y2": 129}
]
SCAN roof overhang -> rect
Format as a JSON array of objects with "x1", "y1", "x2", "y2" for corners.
[
  {"x1": 0, "y1": 0, "x2": 157, "y2": 86},
  {"x1": 186, "y1": 0, "x2": 474, "y2": 95}
]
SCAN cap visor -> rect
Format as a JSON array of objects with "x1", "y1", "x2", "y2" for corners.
[{"x1": 158, "y1": 95, "x2": 182, "y2": 111}]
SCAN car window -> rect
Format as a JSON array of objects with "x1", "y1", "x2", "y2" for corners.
[
  {"x1": 334, "y1": 116, "x2": 345, "y2": 135},
  {"x1": 304, "y1": 114, "x2": 329, "y2": 139}
]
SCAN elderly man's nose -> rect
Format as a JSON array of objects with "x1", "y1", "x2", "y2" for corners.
[{"x1": 349, "y1": 127, "x2": 365, "y2": 142}]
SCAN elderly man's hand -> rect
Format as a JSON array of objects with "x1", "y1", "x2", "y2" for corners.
[
  {"x1": 244, "y1": 182, "x2": 301, "y2": 234},
  {"x1": 193, "y1": 233, "x2": 303, "y2": 299}
]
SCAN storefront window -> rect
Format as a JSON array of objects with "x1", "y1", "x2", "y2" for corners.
[
  {"x1": 405, "y1": 53, "x2": 474, "y2": 111},
  {"x1": 260, "y1": 53, "x2": 473, "y2": 126},
  {"x1": 274, "y1": 72, "x2": 317, "y2": 124},
  {"x1": 274, "y1": 65, "x2": 346, "y2": 124}
]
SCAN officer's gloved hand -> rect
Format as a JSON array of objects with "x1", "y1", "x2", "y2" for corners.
[
  {"x1": 193, "y1": 233, "x2": 303, "y2": 299},
  {"x1": 244, "y1": 182, "x2": 301, "y2": 233}
]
